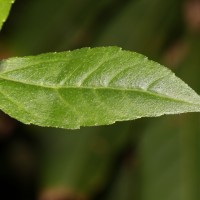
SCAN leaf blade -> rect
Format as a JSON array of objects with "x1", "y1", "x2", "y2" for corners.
[
  {"x1": 0, "y1": 47, "x2": 200, "y2": 129},
  {"x1": 0, "y1": 0, "x2": 14, "y2": 31}
]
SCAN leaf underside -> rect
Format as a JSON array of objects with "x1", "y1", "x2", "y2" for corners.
[
  {"x1": 0, "y1": 47, "x2": 200, "y2": 129},
  {"x1": 0, "y1": 0, "x2": 14, "y2": 31}
]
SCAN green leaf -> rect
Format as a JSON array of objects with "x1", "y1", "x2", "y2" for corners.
[
  {"x1": 0, "y1": 46, "x2": 200, "y2": 129},
  {"x1": 0, "y1": 0, "x2": 14, "y2": 31}
]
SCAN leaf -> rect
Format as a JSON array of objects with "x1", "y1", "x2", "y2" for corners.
[
  {"x1": 0, "y1": 46, "x2": 200, "y2": 129},
  {"x1": 0, "y1": 0, "x2": 14, "y2": 31}
]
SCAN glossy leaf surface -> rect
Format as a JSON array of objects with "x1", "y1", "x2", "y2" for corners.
[{"x1": 0, "y1": 47, "x2": 200, "y2": 129}]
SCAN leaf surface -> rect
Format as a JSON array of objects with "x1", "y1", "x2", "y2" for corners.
[
  {"x1": 0, "y1": 0, "x2": 14, "y2": 31},
  {"x1": 0, "y1": 47, "x2": 200, "y2": 129}
]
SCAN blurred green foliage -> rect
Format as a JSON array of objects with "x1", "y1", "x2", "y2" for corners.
[{"x1": 0, "y1": 0, "x2": 200, "y2": 200}]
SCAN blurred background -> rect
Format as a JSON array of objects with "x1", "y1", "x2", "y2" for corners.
[{"x1": 0, "y1": 0, "x2": 200, "y2": 199}]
